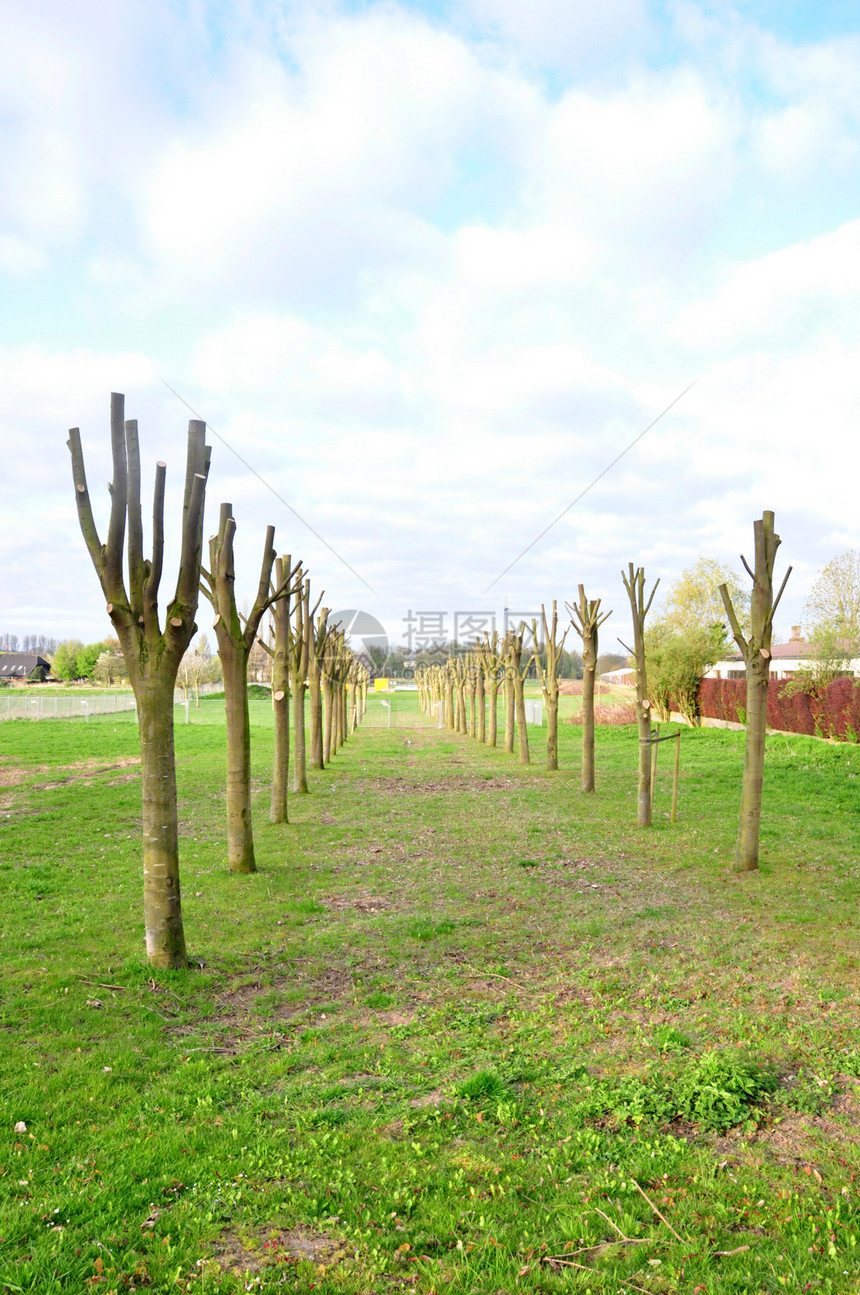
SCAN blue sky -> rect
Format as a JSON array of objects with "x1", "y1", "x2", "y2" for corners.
[{"x1": 1, "y1": 0, "x2": 859, "y2": 648}]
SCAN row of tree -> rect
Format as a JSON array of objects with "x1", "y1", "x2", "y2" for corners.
[
  {"x1": 0, "y1": 633, "x2": 58, "y2": 654},
  {"x1": 68, "y1": 394, "x2": 367, "y2": 970},
  {"x1": 415, "y1": 527, "x2": 791, "y2": 877}
]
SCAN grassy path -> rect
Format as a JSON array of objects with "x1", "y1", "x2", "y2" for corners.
[{"x1": 2, "y1": 711, "x2": 860, "y2": 1292}]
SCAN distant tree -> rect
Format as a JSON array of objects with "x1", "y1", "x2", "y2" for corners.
[
  {"x1": 804, "y1": 549, "x2": 860, "y2": 676},
  {"x1": 176, "y1": 648, "x2": 221, "y2": 705},
  {"x1": 76, "y1": 642, "x2": 104, "y2": 680},
  {"x1": 0, "y1": 633, "x2": 19, "y2": 651},
  {"x1": 93, "y1": 650, "x2": 127, "y2": 686},
  {"x1": 367, "y1": 644, "x2": 387, "y2": 674},
  {"x1": 660, "y1": 557, "x2": 749, "y2": 642},
  {"x1": 52, "y1": 639, "x2": 85, "y2": 680},
  {"x1": 558, "y1": 647, "x2": 583, "y2": 680},
  {"x1": 645, "y1": 623, "x2": 724, "y2": 725},
  {"x1": 595, "y1": 652, "x2": 627, "y2": 676}
]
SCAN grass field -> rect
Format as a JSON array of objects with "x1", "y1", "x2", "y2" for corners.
[{"x1": 2, "y1": 700, "x2": 860, "y2": 1294}]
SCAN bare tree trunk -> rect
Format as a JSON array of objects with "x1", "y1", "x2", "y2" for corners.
[
  {"x1": 514, "y1": 674, "x2": 529, "y2": 764},
  {"x1": 568, "y1": 588, "x2": 611, "y2": 793},
  {"x1": 720, "y1": 511, "x2": 792, "y2": 871},
  {"x1": 504, "y1": 668, "x2": 515, "y2": 754},
  {"x1": 267, "y1": 555, "x2": 292, "y2": 824},
  {"x1": 139, "y1": 676, "x2": 186, "y2": 966},
  {"x1": 622, "y1": 564, "x2": 659, "y2": 827},
  {"x1": 487, "y1": 681, "x2": 499, "y2": 746},
  {"x1": 202, "y1": 507, "x2": 286, "y2": 870},
  {"x1": 290, "y1": 579, "x2": 311, "y2": 794},
  {"x1": 476, "y1": 667, "x2": 486, "y2": 743},
  {"x1": 322, "y1": 674, "x2": 334, "y2": 762},
  {"x1": 222, "y1": 646, "x2": 255, "y2": 871},
  {"x1": 68, "y1": 393, "x2": 209, "y2": 968},
  {"x1": 533, "y1": 603, "x2": 568, "y2": 772}
]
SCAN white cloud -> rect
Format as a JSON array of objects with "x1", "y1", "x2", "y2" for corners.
[{"x1": 672, "y1": 218, "x2": 860, "y2": 351}]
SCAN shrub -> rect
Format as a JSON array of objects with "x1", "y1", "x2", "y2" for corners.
[
  {"x1": 592, "y1": 701, "x2": 637, "y2": 725},
  {"x1": 672, "y1": 1051, "x2": 777, "y2": 1132},
  {"x1": 458, "y1": 1071, "x2": 507, "y2": 1101}
]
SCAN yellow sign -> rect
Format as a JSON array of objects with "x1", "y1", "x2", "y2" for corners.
[{"x1": 374, "y1": 678, "x2": 390, "y2": 692}]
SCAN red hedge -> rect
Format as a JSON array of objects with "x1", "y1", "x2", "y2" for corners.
[{"x1": 698, "y1": 675, "x2": 860, "y2": 741}]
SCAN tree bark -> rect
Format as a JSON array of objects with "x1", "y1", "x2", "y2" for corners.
[
  {"x1": 720, "y1": 511, "x2": 792, "y2": 871},
  {"x1": 202, "y1": 509, "x2": 285, "y2": 868},
  {"x1": 68, "y1": 393, "x2": 209, "y2": 968},
  {"x1": 568, "y1": 588, "x2": 611, "y2": 793},
  {"x1": 222, "y1": 644, "x2": 255, "y2": 871},
  {"x1": 622, "y1": 565, "x2": 659, "y2": 827},
  {"x1": 138, "y1": 675, "x2": 187, "y2": 967}
]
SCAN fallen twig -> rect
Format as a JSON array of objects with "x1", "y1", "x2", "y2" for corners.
[
  {"x1": 629, "y1": 1177, "x2": 686, "y2": 1244},
  {"x1": 593, "y1": 1206, "x2": 650, "y2": 1243},
  {"x1": 542, "y1": 1257, "x2": 653, "y2": 1293},
  {"x1": 463, "y1": 964, "x2": 525, "y2": 988},
  {"x1": 79, "y1": 979, "x2": 128, "y2": 992},
  {"x1": 714, "y1": 1244, "x2": 750, "y2": 1256}
]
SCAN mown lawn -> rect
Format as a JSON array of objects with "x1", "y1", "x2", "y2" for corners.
[{"x1": 2, "y1": 703, "x2": 860, "y2": 1294}]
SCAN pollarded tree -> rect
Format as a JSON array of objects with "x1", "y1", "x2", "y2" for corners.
[
  {"x1": 504, "y1": 623, "x2": 533, "y2": 766},
  {"x1": 257, "y1": 554, "x2": 301, "y2": 824},
  {"x1": 477, "y1": 631, "x2": 503, "y2": 748},
  {"x1": 719, "y1": 511, "x2": 792, "y2": 872},
  {"x1": 68, "y1": 392, "x2": 209, "y2": 968},
  {"x1": 568, "y1": 586, "x2": 612, "y2": 793},
  {"x1": 532, "y1": 602, "x2": 568, "y2": 772},
  {"x1": 288, "y1": 574, "x2": 315, "y2": 794},
  {"x1": 308, "y1": 604, "x2": 332, "y2": 770},
  {"x1": 201, "y1": 505, "x2": 290, "y2": 873},
  {"x1": 621, "y1": 564, "x2": 659, "y2": 827}
]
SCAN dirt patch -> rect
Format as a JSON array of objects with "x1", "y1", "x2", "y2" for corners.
[
  {"x1": 210, "y1": 1224, "x2": 352, "y2": 1274},
  {"x1": 32, "y1": 758, "x2": 141, "y2": 791},
  {"x1": 369, "y1": 774, "x2": 516, "y2": 795},
  {"x1": 408, "y1": 1089, "x2": 445, "y2": 1108},
  {"x1": 746, "y1": 1075, "x2": 860, "y2": 1167},
  {"x1": 321, "y1": 893, "x2": 394, "y2": 914}
]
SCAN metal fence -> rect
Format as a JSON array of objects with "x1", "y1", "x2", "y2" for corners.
[{"x1": 0, "y1": 683, "x2": 222, "y2": 722}]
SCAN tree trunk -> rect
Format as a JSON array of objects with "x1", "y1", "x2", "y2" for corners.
[
  {"x1": 737, "y1": 651, "x2": 769, "y2": 869},
  {"x1": 138, "y1": 677, "x2": 188, "y2": 967},
  {"x1": 477, "y1": 671, "x2": 486, "y2": 743},
  {"x1": 222, "y1": 646, "x2": 256, "y2": 872},
  {"x1": 622, "y1": 565, "x2": 658, "y2": 828},
  {"x1": 308, "y1": 665, "x2": 323, "y2": 769},
  {"x1": 270, "y1": 669, "x2": 289, "y2": 824},
  {"x1": 546, "y1": 697, "x2": 558, "y2": 771},
  {"x1": 581, "y1": 656, "x2": 596, "y2": 792},
  {"x1": 514, "y1": 674, "x2": 530, "y2": 765},
  {"x1": 292, "y1": 674, "x2": 308, "y2": 793},
  {"x1": 487, "y1": 681, "x2": 498, "y2": 747},
  {"x1": 720, "y1": 512, "x2": 791, "y2": 872},
  {"x1": 322, "y1": 675, "x2": 334, "y2": 761},
  {"x1": 504, "y1": 674, "x2": 515, "y2": 753}
]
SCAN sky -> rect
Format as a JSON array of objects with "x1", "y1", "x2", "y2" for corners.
[{"x1": 1, "y1": 0, "x2": 859, "y2": 653}]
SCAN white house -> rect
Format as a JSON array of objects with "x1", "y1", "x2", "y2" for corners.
[{"x1": 705, "y1": 625, "x2": 860, "y2": 681}]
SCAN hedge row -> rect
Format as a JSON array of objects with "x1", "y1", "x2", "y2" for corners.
[{"x1": 698, "y1": 676, "x2": 860, "y2": 742}]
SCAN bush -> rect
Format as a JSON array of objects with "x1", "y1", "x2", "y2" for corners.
[
  {"x1": 699, "y1": 675, "x2": 860, "y2": 742},
  {"x1": 672, "y1": 1051, "x2": 777, "y2": 1131}
]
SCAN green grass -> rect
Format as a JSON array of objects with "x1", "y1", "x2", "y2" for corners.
[{"x1": 3, "y1": 710, "x2": 860, "y2": 1292}]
